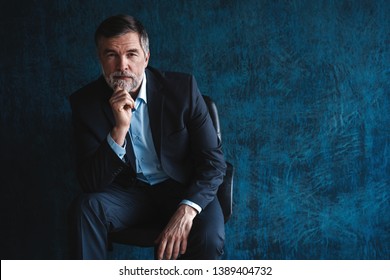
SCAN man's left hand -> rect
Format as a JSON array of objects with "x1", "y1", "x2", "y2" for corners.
[{"x1": 155, "y1": 204, "x2": 197, "y2": 260}]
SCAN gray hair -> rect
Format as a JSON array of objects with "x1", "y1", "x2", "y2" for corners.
[{"x1": 94, "y1": 14, "x2": 149, "y2": 55}]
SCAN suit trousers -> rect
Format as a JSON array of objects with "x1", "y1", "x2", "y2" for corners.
[{"x1": 68, "y1": 179, "x2": 225, "y2": 259}]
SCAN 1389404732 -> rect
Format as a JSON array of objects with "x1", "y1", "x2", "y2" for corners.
[{"x1": 212, "y1": 266, "x2": 273, "y2": 276}]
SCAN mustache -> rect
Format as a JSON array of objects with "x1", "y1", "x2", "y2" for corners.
[
  {"x1": 106, "y1": 71, "x2": 139, "y2": 92},
  {"x1": 109, "y1": 71, "x2": 137, "y2": 79}
]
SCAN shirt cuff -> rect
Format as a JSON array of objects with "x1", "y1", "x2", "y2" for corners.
[
  {"x1": 180, "y1": 199, "x2": 202, "y2": 214},
  {"x1": 106, "y1": 133, "x2": 126, "y2": 160}
]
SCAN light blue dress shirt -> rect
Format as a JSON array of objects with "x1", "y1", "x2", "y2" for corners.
[{"x1": 107, "y1": 73, "x2": 202, "y2": 213}]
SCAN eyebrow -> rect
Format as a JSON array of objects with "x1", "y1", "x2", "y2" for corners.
[
  {"x1": 126, "y1": 49, "x2": 141, "y2": 54},
  {"x1": 103, "y1": 48, "x2": 140, "y2": 54}
]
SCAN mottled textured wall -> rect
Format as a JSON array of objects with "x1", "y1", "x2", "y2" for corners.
[{"x1": 0, "y1": 0, "x2": 389, "y2": 259}]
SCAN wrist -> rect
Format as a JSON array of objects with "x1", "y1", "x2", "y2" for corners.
[
  {"x1": 111, "y1": 126, "x2": 128, "y2": 146},
  {"x1": 178, "y1": 204, "x2": 198, "y2": 219}
]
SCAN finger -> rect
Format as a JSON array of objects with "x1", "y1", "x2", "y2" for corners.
[
  {"x1": 112, "y1": 86, "x2": 126, "y2": 97},
  {"x1": 110, "y1": 96, "x2": 135, "y2": 111},
  {"x1": 110, "y1": 101, "x2": 133, "y2": 113},
  {"x1": 156, "y1": 238, "x2": 167, "y2": 260},
  {"x1": 110, "y1": 90, "x2": 132, "y2": 102},
  {"x1": 172, "y1": 239, "x2": 182, "y2": 260},
  {"x1": 163, "y1": 237, "x2": 174, "y2": 260},
  {"x1": 111, "y1": 87, "x2": 133, "y2": 102},
  {"x1": 180, "y1": 237, "x2": 188, "y2": 256}
]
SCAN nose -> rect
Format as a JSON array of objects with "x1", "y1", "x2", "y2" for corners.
[{"x1": 117, "y1": 56, "x2": 129, "y2": 71}]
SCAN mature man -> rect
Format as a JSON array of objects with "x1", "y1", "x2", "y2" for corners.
[{"x1": 69, "y1": 15, "x2": 226, "y2": 260}]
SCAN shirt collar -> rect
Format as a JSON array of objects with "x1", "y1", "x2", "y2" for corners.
[{"x1": 135, "y1": 72, "x2": 147, "y2": 108}]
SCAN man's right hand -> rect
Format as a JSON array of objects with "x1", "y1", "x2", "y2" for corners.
[{"x1": 109, "y1": 86, "x2": 135, "y2": 146}]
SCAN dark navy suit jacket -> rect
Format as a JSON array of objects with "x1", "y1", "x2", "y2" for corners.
[{"x1": 69, "y1": 67, "x2": 226, "y2": 210}]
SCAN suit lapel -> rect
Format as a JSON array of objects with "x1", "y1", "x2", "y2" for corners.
[
  {"x1": 125, "y1": 132, "x2": 137, "y2": 171},
  {"x1": 146, "y1": 69, "x2": 164, "y2": 158}
]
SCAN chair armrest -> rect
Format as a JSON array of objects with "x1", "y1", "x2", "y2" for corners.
[{"x1": 217, "y1": 161, "x2": 234, "y2": 223}]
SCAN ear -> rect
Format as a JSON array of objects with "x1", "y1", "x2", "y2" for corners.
[{"x1": 144, "y1": 51, "x2": 150, "y2": 67}]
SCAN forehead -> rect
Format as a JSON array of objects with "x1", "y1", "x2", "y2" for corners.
[{"x1": 97, "y1": 32, "x2": 142, "y2": 51}]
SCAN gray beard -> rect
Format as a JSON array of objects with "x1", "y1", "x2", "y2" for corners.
[{"x1": 104, "y1": 70, "x2": 140, "y2": 92}]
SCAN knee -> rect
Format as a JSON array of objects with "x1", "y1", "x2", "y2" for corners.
[
  {"x1": 187, "y1": 219, "x2": 225, "y2": 259},
  {"x1": 69, "y1": 193, "x2": 104, "y2": 218},
  {"x1": 203, "y1": 225, "x2": 225, "y2": 258}
]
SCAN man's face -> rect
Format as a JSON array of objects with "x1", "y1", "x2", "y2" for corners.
[{"x1": 97, "y1": 32, "x2": 150, "y2": 94}]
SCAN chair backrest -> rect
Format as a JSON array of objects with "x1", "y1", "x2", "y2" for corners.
[
  {"x1": 203, "y1": 95, "x2": 221, "y2": 141},
  {"x1": 202, "y1": 95, "x2": 233, "y2": 223}
]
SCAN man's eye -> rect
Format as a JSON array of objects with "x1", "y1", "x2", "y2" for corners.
[{"x1": 128, "y1": 53, "x2": 137, "y2": 57}]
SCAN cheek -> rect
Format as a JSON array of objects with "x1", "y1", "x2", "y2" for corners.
[{"x1": 135, "y1": 60, "x2": 148, "y2": 73}]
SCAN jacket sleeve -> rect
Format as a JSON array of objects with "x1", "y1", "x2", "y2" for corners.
[{"x1": 184, "y1": 76, "x2": 227, "y2": 209}]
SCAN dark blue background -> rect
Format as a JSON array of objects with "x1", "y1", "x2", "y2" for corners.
[{"x1": 1, "y1": 0, "x2": 389, "y2": 259}]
